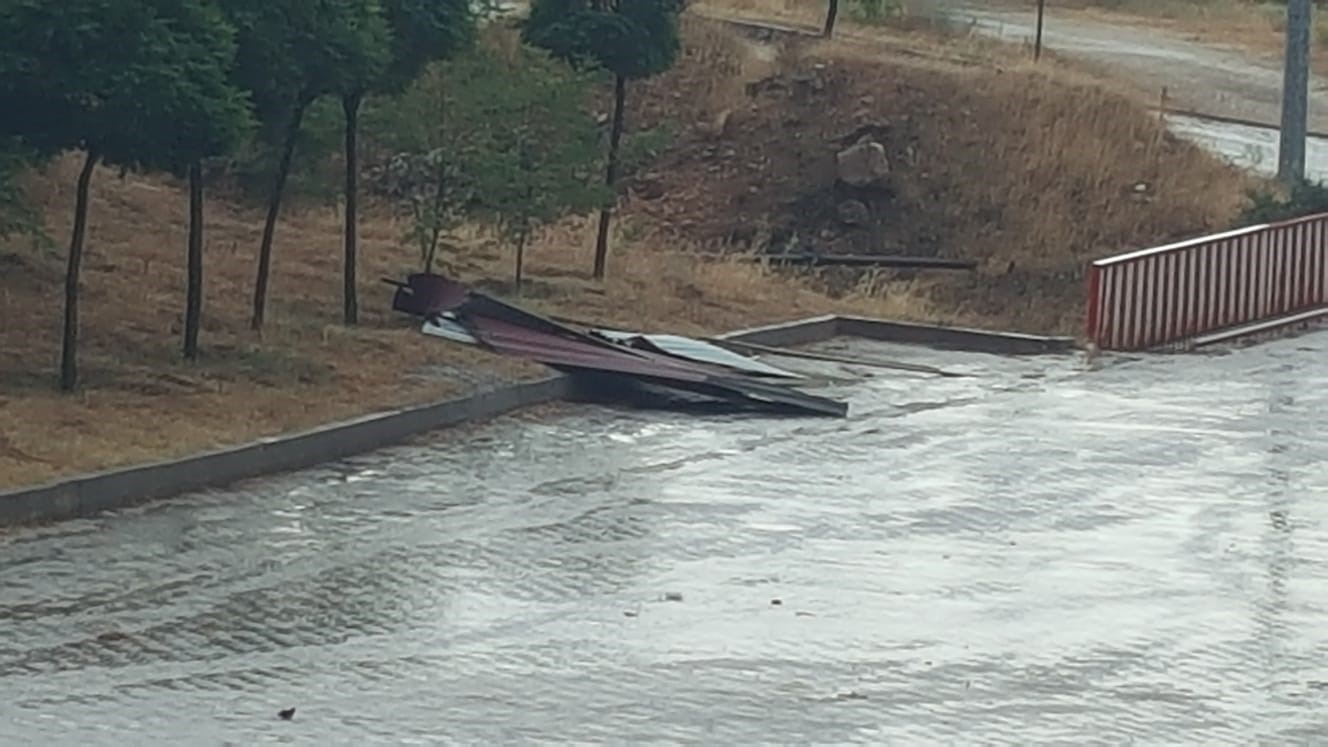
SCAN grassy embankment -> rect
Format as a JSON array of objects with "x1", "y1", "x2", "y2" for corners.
[{"x1": 0, "y1": 14, "x2": 1248, "y2": 490}]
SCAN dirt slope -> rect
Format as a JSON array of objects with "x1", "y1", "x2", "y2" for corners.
[{"x1": 626, "y1": 19, "x2": 1249, "y2": 332}]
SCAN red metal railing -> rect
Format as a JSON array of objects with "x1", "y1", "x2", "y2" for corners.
[{"x1": 1086, "y1": 213, "x2": 1328, "y2": 350}]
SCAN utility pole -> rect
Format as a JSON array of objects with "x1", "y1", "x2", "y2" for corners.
[
  {"x1": 1035, "y1": 0, "x2": 1046, "y2": 61},
  {"x1": 1279, "y1": 0, "x2": 1311, "y2": 185}
]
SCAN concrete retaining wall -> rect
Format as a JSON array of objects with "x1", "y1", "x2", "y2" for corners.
[
  {"x1": 0, "y1": 315, "x2": 1075, "y2": 527},
  {"x1": 836, "y1": 316, "x2": 1077, "y2": 355},
  {"x1": 719, "y1": 315, "x2": 841, "y2": 347},
  {"x1": 0, "y1": 377, "x2": 571, "y2": 527}
]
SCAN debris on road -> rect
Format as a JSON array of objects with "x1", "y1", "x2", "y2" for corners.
[
  {"x1": 753, "y1": 254, "x2": 977, "y2": 271},
  {"x1": 714, "y1": 338, "x2": 967, "y2": 378},
  {"x1": 386, "y1": 274, "x2": 849, "y2": 417}
]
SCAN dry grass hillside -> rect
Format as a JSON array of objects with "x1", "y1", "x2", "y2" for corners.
[
  {"x1": 1, "y1": 13, "x2": 1250, "y2": 490},
  {"x1": 629, "y1": 17, "x2": 1249, "y2": 332}
]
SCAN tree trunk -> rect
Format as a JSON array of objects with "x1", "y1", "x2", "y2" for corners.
[
  {"x1": 60, "y1": 150, "x2": 99, "y2": 392},
  {"x1": 824, "y1": 0, "x2": 839, "y2": 37},
  {"x1": 514, "y1": 229, "x2": 527, "y2": 295},
  {"x1": 593, "y1": 74, "x2": 628, "y2": 280},
  {"x1": 251, "y1": 102, "x2": 307, "y2": 331},
  {"x1": 342, "y1": 92, "x2": 362, "y2": 325},
  {"x1": 184, "y1": 161, "x2": 204, "y2": 360}
]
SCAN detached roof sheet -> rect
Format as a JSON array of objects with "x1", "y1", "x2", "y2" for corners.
[
  {"x1": 594, "y1": 331, "x2": 804, "y2": 379},
  {"x1": 422, "y1": 314, "x2": 479, "y2": 346},
  {"x1": 392, "y1": 273, "x2": 847, "y2": 417}
]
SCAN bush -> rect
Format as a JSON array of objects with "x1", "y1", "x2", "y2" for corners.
[
  {"x1": 1238, "y1": 179, "x2": 1328, "y2": 225},
  {"x1": 850, "y1": 0, "x2": 904, "y2": 24},
  {"x1": 0, "y1": 140, "x2": 41, "y2": 241},
  {"x1": 619, "y1": 124, "x2": 677, "y2": 176},
  {"x1": 223, "y1": 98, "x2": 344, "y2": 206}
]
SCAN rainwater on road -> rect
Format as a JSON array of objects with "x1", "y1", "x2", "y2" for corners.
[{"x1": 2, "y1": 334, "x2": 1327, "y2": 744}]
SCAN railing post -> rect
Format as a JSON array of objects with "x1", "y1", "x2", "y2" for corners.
[{"x1": 1085, "y1": 264, "x2": 1102, "y2": 347}]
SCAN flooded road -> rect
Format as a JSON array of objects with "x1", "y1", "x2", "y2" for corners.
[
  {"x1": 1165, "y1": 113, "x2": 1328, "y2": 184},
  {"x1": 2, "y1": 335, "x2": 1327, "y2": 744}
]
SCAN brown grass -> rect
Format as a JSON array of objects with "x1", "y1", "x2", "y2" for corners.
[
  {"x1": 0, "y1": 14, "x2": 1249, "y2": 491},
  {"x1": 0, "y1": 158, "x2": 913, "y2": 491},
  {"x1": 693, "y1": 0, "x2": 824, "y2": 27},
  {"x1": 632, "y1": 19, "x2": 1249, "y2": 332}
]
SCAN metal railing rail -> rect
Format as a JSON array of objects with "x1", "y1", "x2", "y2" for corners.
[{"x1": 1086, "y1": 213, "x2": 1328, "y2": 350}]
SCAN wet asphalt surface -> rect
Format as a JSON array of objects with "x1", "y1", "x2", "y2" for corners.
[
  {"x1": 2, "y1": 334, "x2": 1327, "y2": 744},
  {"x1": 1165, "y1": 114, "x2": 1328, "y2": 185}
]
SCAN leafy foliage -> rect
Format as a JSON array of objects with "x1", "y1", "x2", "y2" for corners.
[
  {"x1": 367, "y1": 36, "x2": 608, "y2": 277},
  {"x1": 227, "y1": 97, "x2": 347, "y2": 204},
  {"x1": 0, "y1": 0, "x2": 253, "y2": 389},
  {"x1": 522, "y1": 0, "x2": 681, "y2": 80},
  {"x1": 619, "y1": 124, "x2": 677, "y2": 177},
  {"x1": 377, "y1": 0, "x2": 478, "y2": 94},
  {"x1": 366, "y1": 61, "x2": 477, "y2": 274},
  {"x1": 218, "y1": 0, "x2": 391, "y2": 329},
  {"x1": 0, "y1": 140, "x2": 39, "y2": 240},
  {"x1": 467, "y1": 41, "x2": 611, "y2": 287},
  {"x1": 522, "y1": 0, "x2": 682, "y2": 279},
  {"x1": 0, "y1": 0, "x2": 252, "y2": 172},
  {"x1": 1239, "y1": 180, "x2": 1328, "y2": 225},
  {"x1": 338, "y1": 0, "x2": 479, "y2": 324},
  {"x1": 849, "y1": 0, "x2": 904, "y2": 24},
  {"x1": 220, "y1": 0, "x2": 390, "y2": 125}
]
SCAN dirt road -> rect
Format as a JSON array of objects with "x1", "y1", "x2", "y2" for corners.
[{"x1": 953, "y1": 4, "x2": 1328, "y2": 131}]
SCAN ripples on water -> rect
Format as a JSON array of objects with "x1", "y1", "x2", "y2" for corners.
[{"x1": 2, "y1": 334, "x2": 1327, "y2": 744}]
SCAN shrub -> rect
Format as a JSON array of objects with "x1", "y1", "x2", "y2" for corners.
[{"x1": 1238, "y1": 179, "x2": 1328, "y2": 225}]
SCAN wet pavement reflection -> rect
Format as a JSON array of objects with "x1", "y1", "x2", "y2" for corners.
[{"x1": 2, "y1": 335, "x2": 1327, "y2": 744}]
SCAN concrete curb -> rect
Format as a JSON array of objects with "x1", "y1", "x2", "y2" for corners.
[
  {"x1": 0, "y1": 377, "x2": 570, "y2": 527},
  {"x1": 836, "y1": 316, "x2": 1078, "y2": 355},
  {"x1": 1186, "y1": 306, "x2": 1328, "y2": 350},
  {"x1": 0, "y1": 315, "x2": 1075, "y2": 527},
  {"x1": 717, "y1": 315, "x2": 841, "y2": 346}
]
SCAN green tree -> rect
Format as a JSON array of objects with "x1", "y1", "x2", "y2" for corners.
[
  {"x1": 339, "y1": 0, "x2": 475, "y2": 325},
  {"x1": 468, "y1": 42, "x2": 610, "y2": 293},
  {"x1": 0, "y1": 0, "x2": 251, "y2": 390},
  {"x1": 522, "y1": 0, "x2": 681, "y2": 280},
  {"x1": 220, "y1": 0, "x2": 389, "y2": 330},
  {"x1": 367, "y1": 61, "x2": 477, "y2": 276}
]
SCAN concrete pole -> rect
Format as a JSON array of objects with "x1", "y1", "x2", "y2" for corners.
[
  {"x1": 1278, "y1": 0, "x2": 1311, "y2": 186},
  {"x1": 1035, "y1": 0, "x2": 1046, "y2": 62}
]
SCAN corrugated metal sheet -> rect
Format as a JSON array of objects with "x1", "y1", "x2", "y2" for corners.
[
  {"x1": 422, "y1": 314, "x2": 479, "y2": 346},
  {"x1": 392, "y1": 275, "x2": 848, "y2": 417},
  {"x1": 593, "y1": 331, "x2": 804, "y2": 379}
]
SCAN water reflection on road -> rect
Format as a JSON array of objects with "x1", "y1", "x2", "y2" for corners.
[{"x1": 2, "y1": 335, "x2": 1327, "y2": 744}]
